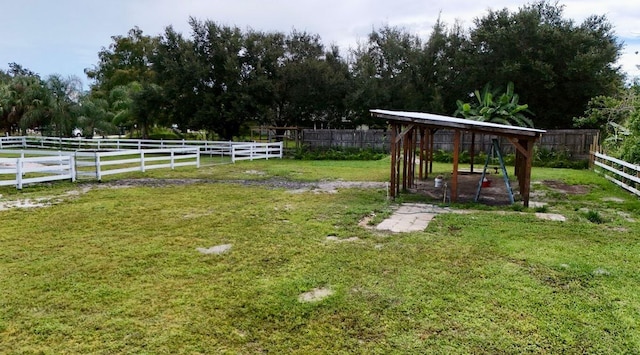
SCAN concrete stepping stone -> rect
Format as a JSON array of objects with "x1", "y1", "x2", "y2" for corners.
[
  {"x1": 376, "y1": 204, "x2": 443, "y2": 233},
  {"x1": 196, "y1": 244, "x2": 232, "y2": 255},
  {"x1": 534, "y1": 213, "x2": 566, "y2": 222}
]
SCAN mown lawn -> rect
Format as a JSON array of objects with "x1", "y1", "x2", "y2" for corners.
[{"x1": 1, "y1": 159, "x2": 639, "y2": 353}]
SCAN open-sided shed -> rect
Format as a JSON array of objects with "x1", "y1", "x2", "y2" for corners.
[{"x1": 370, "y1": 109, "x2": 546, "y2": 207}]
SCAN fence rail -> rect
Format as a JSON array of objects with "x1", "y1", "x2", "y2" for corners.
[
  {"x1": 231, "y1": 142, "x2": 283, "y2": 162},
  {"x1": 0, "y1": 137, "x2": 284, "y2": 188},
  {"x1": 0, "y1": 136, "x2": 283, "y2": 163},
  {"x1": 75, "y1": 147, "x2": 200, "y2": 181},
  {"x1": 592, "y1": 151, "x2": 640, "y2": 197},
  {"x1": 0, "y1": 155, "x2": 75, "y2": 189}
]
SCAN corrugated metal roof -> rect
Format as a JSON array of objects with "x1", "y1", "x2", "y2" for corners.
[{"x1": 370, "y1": 109, "x2": 546, "y2": 137}]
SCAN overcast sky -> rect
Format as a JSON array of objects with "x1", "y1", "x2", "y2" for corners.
[{"x1": 1, "y1": 0, "x2": 638, "y2": 89}]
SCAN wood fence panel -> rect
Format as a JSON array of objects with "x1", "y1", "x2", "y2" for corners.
[{"x1": 301, "y1": 129, "x2": 597, "y2": 159}]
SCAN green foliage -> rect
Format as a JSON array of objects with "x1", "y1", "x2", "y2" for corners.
[
  {"x1": 431, "y1": 147, "x2": 588, "y2": 169},
  {"x1": 148, "y1": 126, "x2": 182, "y2": 140},
  {"x1": 465, "y1": 1, "x2": 622, "y2": 128},
  {"x1": 293, "y1": 147, "x2": 387, "y2": 161},
  {"x1": 583, "y1": 210, "x2": 606, "y2": 224},
  {"x1": 5, "y1": 0, "x2": 624, "y2": 138},
  {"x1": 575, "y1": 85, "x2": 640, "y2": 164},
  {"x1": 455, "y1": 82, "x2": 534, "y2": 127}
]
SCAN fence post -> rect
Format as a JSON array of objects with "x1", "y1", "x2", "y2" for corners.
[
  {"x1": 170, "y1": 149, "x2": 175, "y2": 169},
  {"x1": 70, "y1": 156, "x2": 76, "y2": 182},
  {"x1": 141, "y1": 150, "x2": 145, "y2": 172},
  {"x1": 232, "y1": 145, "x2": 236, "y2": 163},
  {"x1": 96, "y1": 153, "x2": 102, "y2": 181},
  {"x1": 279, "y1": 142, "x2": 283, "y2": 158},
  {"x1": 196, "y1": 148, "x2": 201, "y2": 168},
  {"x1": 16, "y1": 157, "x2": 22, "y2": 189}
]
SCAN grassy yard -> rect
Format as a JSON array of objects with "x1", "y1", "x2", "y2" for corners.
[{"x1": 1, "y1": 159, "x2": 639, "y2": 353}]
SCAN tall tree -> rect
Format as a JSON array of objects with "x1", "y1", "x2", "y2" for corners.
[
  {"x1": 348, "y1": 25, "x2": 424, "y2": 126},
  {"x1": 76, "y1": 95, "x2": 115, "y2": 137},
  {"x1": 189, "y1": 18, "x2": 247, "y2": 140},
  {"x1": 85, "y1": 27, "x2": 159, "y2": 96},
  {"x1": 463, "y1": 1, "x2": 623, "y2": 128},
  {"x1": 153, "y1": 26, "x2": 201, "y2": 131}
]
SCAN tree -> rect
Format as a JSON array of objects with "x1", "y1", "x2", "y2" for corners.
[
  {"x1": 76, "y1": 95, "x2": 115, "y2": 137},
  {"x1": 463, "y1": 1, "x2": 623, "y2": 128},
  {"x1": 574, "y1": 85, "x2": 640, "y2": 157},
  {"x1": 153, "y1": 26, "x2": 201, "y2": 131},
  {"x1": 85, "y1": 27, "x2": 159, "y2": 95},
  {"x1": 130, "y1": 82, "x2": 164, "y2": 139},
  {"x1": 0, "y1": 69, "x2": 49, "y2": 135},
  {"x1": 36, "y1": 74, "x2": 83, "y2": 137},
  {"x1": 348, "y1": 25, "x2": 424, "y2": 126},
  {"x1": 189, "y1": 18, "x2": 247, "y2": 140},
  {"x1": 109, "y1": 82, "x2": 141, "y2": 135}
]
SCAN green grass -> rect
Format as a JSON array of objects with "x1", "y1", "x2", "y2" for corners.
[{"x1": 1, "y1": 159, "x2": 640, "y2": 353}]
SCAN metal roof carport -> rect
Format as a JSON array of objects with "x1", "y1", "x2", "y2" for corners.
[{"x1": 370, "y1": 109, "x2": 546, "y2": 207}]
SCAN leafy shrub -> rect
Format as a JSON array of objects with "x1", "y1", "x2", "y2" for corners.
[
  {"x1": 293, "y1": 147, "x2": 387, "y2": 160},
  {"x1": 533, "y1": 147, "x2": 589, "y2": 169},
  {"x1": 584, "y1": 210, "x2": 606, "y2": 224},
  {"x1": 149, "y1": 127, "x2": 183, "y2": 140}
]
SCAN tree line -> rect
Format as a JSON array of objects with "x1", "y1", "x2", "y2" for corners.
[{"x1": 1, "y1": 1, "x2": 625, "y2": 139}]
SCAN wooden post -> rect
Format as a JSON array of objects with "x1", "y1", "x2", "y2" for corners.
[
  {"x1": 521, "y1": 139, "x2": 533, "y2": 207},
  {"x1": 452, "y1": 130, "x2": 460, "y2": 202},
  {"x1": 402, "y1": 128, "x2": 408, "y2": 191},
  {"x1": 429, "y1": 129, "x2": 435, "y2": 174},
  {"x1": 396, "y1": 126, "x2": 402, "y2": 195},
  {"x1": 390, "y1": 123, "x2": 397, "y2": 198},
  {"x1": 419, "y1": 128, "x2": 425, "y2": 180},
  {"x1": 470, "y1": 132, "x2": 476, "y2": 173}
]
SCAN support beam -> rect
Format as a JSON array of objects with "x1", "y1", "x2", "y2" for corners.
[
  {"x1": 394, "y1": 124, "x2": 416, "y2": 143},
  {"x1": 452, "y1": 130, "x2": 460, "y2": 202},
  {"x1": 507, "y1": 137, "x2": 532, "y2": 158},
  {"x1": 470, "y1": 132, "x2": 476, "y2": 173},
  {"x1": 429, "y1": 129, "x2": 436, "y2": 174},
  {"x1": 389, "y1": 123, "x2": 397, "y2": 198},
  {"x1": 519, "y1": 139, "x2": 534, "y2": 207},
  {"x1": 419, "y1": 128, "x2": 425, "y2": 179}
]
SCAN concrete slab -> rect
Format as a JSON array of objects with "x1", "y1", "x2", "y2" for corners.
[
  {"x1": 535, "y1": 213, "x2": 566, "y2": 222},
  {"x1": 376, "y1": 203, "x2": 446, "y2": 233}
]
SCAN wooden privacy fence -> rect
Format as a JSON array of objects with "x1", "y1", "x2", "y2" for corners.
[
  {"x1": 301, "y1": 129, "x2": 597, "y2": 159},
  {"x1": 302, "y1": 129, "x2": 389, "y2": 151},
  {"x1": 0, "y1": 154, "x2": 75, "y2": 189}
]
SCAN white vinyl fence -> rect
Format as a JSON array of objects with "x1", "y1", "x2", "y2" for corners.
[
  {"x1": 0, "y1": 136, "x2": 283, "y2": 163},
  {"x1": 0, "y1": 136, "x2": 284, "y2": 189},
  {"x1": 592, "y1": 152, "x2": 640, "y2": 197},
  {"x1": 75, "y1": 147, "x2": 200, "y2": 181},
  {"x1": 231, "y1": 142, "x2": 283, "y2": 162},
  {"x1": 0, "y1": 155, "x2": 75, "y2": 189}
]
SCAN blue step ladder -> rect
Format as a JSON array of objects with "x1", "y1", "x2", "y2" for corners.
[{"x1": 475, "y1": 138, "x2": 514, "y2": 204}]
